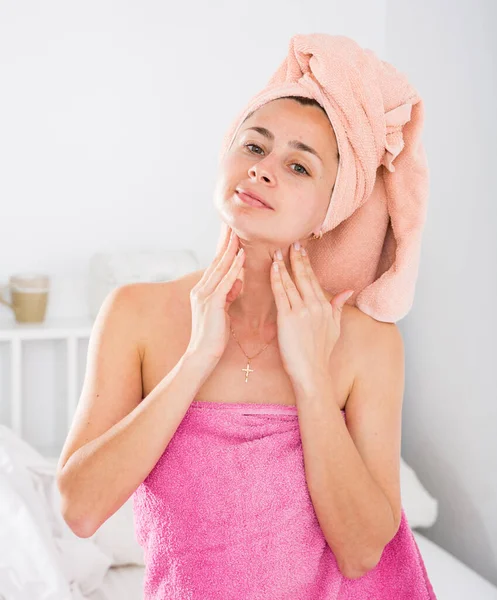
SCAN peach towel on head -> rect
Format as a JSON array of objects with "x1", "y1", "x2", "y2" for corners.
[
  {"x1": 216, "y1": 33, "x2": 430, "y2": 323},
  {"x1": 133, "y1": 401, "x2": 437, "y2": 599}
]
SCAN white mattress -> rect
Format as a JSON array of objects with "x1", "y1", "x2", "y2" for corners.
[{"x1": 85, "y1": 532, "x2": 497, "y2": 600}]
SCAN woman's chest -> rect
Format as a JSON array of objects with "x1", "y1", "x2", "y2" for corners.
[{"x1": 139, "y1": 279, "x2": 356, "y2": 411}]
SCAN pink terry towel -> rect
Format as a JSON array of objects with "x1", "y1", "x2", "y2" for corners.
[{"x1": 133, "y1": 401, "x2": 437, "y2": 599}]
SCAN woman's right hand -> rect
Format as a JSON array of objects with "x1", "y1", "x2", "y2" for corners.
[{"x1": 186, "y1": 226, "x2": 245, "y2": 363}]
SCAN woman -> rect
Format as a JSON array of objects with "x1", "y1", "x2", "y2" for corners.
[{"x1": 57, "y1": 34, "x2": 436, "y2": 599}]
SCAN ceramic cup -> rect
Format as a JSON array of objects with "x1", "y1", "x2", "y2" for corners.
[{"x1": 0, "y1": 273, "x2": 50, "y2": 323}]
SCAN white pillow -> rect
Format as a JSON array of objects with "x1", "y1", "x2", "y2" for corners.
[{"x1": 400, "y1": 457, "x2": 439, "y2": 529}]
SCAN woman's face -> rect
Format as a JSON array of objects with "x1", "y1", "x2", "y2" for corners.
[{"x1": 214, "y1": 97, "x2": 339, "y2": 244}]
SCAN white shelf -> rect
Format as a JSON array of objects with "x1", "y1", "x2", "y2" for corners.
[
  {"x1": 0, "y1": 316, "x2": 94, "y2": 340},
  {"x1": 0, "y1": 316, "x2": 95, "y2": 444}
]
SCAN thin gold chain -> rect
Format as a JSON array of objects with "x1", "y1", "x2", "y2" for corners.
[{"x1": 230, "y1": 324, "x2": 277, "y2": 383}]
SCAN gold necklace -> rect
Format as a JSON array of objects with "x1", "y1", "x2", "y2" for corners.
[{"x1": 230, "y1": 324, "x2": 277, "y2": 383}]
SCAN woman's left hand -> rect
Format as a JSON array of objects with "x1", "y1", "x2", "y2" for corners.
[{"x1": 270, "y1": 242, "x2": 353, "y2": 392}]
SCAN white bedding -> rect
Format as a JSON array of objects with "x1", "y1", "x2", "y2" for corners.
[
  {"x1": 412, "y1": 531, "x2": 497, "y2": 599},
  {"x1": 85, "y1": 565, "x2": 145, "y2": 600}
]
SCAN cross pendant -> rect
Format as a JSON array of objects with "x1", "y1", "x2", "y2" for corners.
[{"x1": 242, "y1": 362, "x2": 254, "y2": 383}]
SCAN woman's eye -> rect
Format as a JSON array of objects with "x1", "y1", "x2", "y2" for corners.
[
  {"x1": 291, "y1": 163, "x2": 309, "y2": 175},
  {"x1": 245, "y1": 143, "x2": 264, "y2": 155},
  {"x1": 244, "y1": 143, "x2": 310, "y2": 176}
]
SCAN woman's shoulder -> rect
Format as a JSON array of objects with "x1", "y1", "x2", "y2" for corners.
[
  {"x1": 121, "y1": 272, "x2": 203, "y2": 374},
  {"x1": 323, "y1": 290, "x2": 401, "y2": 366},
  {"x1": 115, "y1": 272, "x2": 201, "y2": 337},
  {"x1": 127, "y1": 269, "x2": 204, "y2": 303},
  {"x1": 324, "y1": 289, "x2": 398, "y2": 332}
]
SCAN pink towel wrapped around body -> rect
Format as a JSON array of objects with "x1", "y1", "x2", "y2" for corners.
[{"x1": 133, "y1": 400, "x2": 437, "y2": 599}]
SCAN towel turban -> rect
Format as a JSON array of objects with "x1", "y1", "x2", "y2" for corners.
[{"x1": 216, "y1": 33, "x2": 430, "y2": 323}]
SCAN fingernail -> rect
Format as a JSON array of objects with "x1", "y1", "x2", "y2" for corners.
[
  {"x1": 275, "y1": 248, "x2": 283, "y2": 260},
  {"x1": 293, "y1": 241, "x2": 300, "y2": 251}
]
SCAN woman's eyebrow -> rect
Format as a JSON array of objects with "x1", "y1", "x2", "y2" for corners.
[{"x1": 242, "y1": 126, "x2": 324, "y2": 164}]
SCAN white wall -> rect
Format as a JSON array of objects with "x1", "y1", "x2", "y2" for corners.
[
  {"x1": 1, "y1": 0, "x2": 495, "y2": 584},
  {"x1": 385, "y1": 0, "x2": 497, "y2": 585}
]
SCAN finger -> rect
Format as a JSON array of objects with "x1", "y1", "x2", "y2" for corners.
[
  {"x1": 215, "y1": 226, "x2": 234, "y2": 261},
  {"x1": 201, "y1": 227, "x2": 233, "y2": 285},
  {"x1": 331, "y1": 290, "x2": 354, "y2": 317},
  {"x1": 215, "y1": 222, "x2": 232, "y2": 255},
  {"x1": 218, "y1": 248, "x2": 246, "y2": 299},
  {"x1": 289, "y1": 243, "x2": 319, "y2": 304},
  {"x1": 298, "y1": 246, "x2": 329, "y2": 304},
  {"x1": 271, "y1": 259, "x2": 291, "y2": 312},
  {"x1": 275, "y1": 250, "x2": 304, "y2": 310},
  {"x1": 203, "y1": 231, "x2": 239, "y2": 291},
  {"x1": 197, "y1": 230, "x2": 238, "y2": 294}
]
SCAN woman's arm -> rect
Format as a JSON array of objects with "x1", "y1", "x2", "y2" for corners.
[
  {"x1": 296, "y1": 320, "x2": 404, "y2": 579},
  {"x1": 56, "y1": 284, "x2": 215, "y2": 539}
]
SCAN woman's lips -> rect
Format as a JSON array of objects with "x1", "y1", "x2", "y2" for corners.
[{"x1": 235, "y1": 190, "x2": 272, "y2": 209}]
